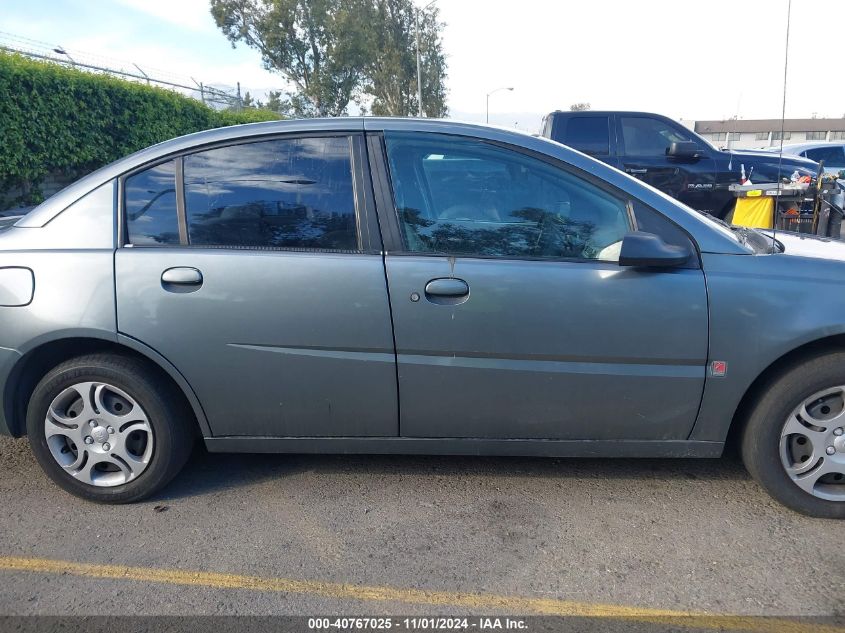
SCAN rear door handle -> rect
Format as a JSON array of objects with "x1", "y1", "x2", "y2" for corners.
[
  {"x1": 161, "y1": 267, "x2": 203, "y2": 286},
  {"x1": 424, "y1": 278, "x2": 469, "y2": 305},
  {"x1": 626, "y1": 168, "x2": 648, "y2": 174}
]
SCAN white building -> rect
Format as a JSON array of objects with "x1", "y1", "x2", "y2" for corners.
[{"x1": 680, "y1": 118, "x2": 845, "y2": 150}]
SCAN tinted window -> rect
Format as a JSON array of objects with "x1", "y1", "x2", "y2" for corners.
[
  {"x1": 804, "y1": 146, "x2": 845, "y2": 166},
  {"x1": 563, "y1": 116, "x2": 609, "y2": 155},
  {"x1": 384, "y1": 132, "x2": 631, "y2": 261},
  {"x1": 125, "y1": 160, "x2": 179, "y2": 245},
  {"x1": 183, "y1": 137, "x2": 357, "y2": 250},
  {"x1": 621, "y1": 116, "x2": 695, "y2": 156}
]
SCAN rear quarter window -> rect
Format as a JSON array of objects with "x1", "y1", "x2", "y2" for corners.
[
  {"x1": 125, "y1": 160, "x2": 179, "y2": 246},
  {"x1": 560, "y1": 116, "x2": 610, "y2": 156}
]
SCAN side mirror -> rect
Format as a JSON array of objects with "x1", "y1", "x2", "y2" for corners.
[
  {"x1": 667, "y1": 141, "x2": 702, "y2": 159},
  {"x1": 619, "y1": 231, "x2": 691, "y2": 268}
]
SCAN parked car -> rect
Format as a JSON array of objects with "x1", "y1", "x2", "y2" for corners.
[
  {"x1": 1, "y1": 118, "x2": 844, "y2": 517},
  {"x1": 540, "y1": 110, "x2": 818, "y2": 218},
  {"x1": 761, "y1": 142, "x2": 845, "y2": 176}
]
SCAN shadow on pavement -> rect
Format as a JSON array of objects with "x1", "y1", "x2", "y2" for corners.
[{"x1": 154, "y1": 447, "x2": 750, "y2": 502}]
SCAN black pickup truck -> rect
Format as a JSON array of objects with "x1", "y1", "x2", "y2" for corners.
[{"x1": 540, "y1": 110, "x2": 818, "y2": 219}]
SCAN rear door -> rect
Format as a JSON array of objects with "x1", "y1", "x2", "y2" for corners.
[
  {"x1": 371, "y1": 130, "x2": 709, "y2": 441},
  {"x1": 115, "y1": 132, "x2": 398, "y2": 438},
  {"x1": 551, "y1": 114, "x2": 620, "y2": 168},
  {"x1": 618, "y1": 115, "x2": 718, "y2": 213}
]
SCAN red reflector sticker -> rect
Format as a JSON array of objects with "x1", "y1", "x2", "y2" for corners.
[{"x1": 711, "y1": 361, "x2": 727, "y2": 377}]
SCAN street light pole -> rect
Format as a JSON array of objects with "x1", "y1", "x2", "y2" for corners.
[
  {"x1": 415, "y1": 0, "x2": 438, "y2": 117},
  {"x1": 52, "y1": 46, "x2": 76, "y2": 66},
  {"x1": 485, "y1": 86, "x2": 514, "y2": 124}
]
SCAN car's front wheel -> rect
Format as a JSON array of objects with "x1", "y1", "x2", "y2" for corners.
[
  {"x1": 26, "y1": 353, "x2": 194, "y2": 503},
  {"x1": 742, "y1": 352, "x2": 845, "y2": 518}
]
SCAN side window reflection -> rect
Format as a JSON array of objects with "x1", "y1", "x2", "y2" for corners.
[
  {"x1": 125, "y1": 160, "x2": 179, "y2": 245},
  {"x1": 183, "y1": 137, "x2": 358, "y2": 250},
  {"x1": 384, "y1": 133, "x2": 631, "y2": 260}
]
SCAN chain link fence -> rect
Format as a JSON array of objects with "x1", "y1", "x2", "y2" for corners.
[{"x1": 0, "y1": 30, "x2": 265, "y2": 112}]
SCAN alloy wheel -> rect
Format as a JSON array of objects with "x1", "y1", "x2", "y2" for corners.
[
  {"x1": 779, "y1": 386, "x2": 845, "y2": 501},
  {"x1": 43, "y1": 381, "x2": 154, "y2": 487}
]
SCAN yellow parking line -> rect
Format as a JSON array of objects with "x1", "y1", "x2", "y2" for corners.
[{"x1": 0, "y1": 555, "x2": 839, "y2": 633}]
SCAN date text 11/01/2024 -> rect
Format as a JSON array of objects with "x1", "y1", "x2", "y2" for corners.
[{"x1": 307, "y1": 617, "x2": 528, "y2": 630}]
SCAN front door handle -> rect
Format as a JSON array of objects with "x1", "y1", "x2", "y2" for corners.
[
  {"x1": 161, "y1": 267, "x2": 203, "y2": 288},
  {"x1": 626, "y1": 168, "x2": 648, "y2": 174},
  {"x1": 424, "y1": 278, "x2": 469, "y2": 305}
]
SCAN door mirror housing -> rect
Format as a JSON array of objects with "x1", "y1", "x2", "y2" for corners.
[
  {"x1": 667, "y1": 141, "x2": 703, "y2": 160},
  {"x1": 619, "y1": 231, "x2": 691, "y2": 268}
]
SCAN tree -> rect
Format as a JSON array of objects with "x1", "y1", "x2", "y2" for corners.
[
  {"x1": 265, "y1": 90, "x2": 284, "y2": 113},
  {"x1": 240, "y1": 91, "x2": 264, "y2": 108},
  {"x1": 210, "y1": 0, "x2": 371, "y2": 117},
  {"x1": 570, "y1": 102, "x2": 591, "y2": 111},
  {"x1": 210, "y1": 0, "x2": 448, "y2": 118},
  {"x1": 364, "y1": 0, "x2": 447, "y2": 117}
]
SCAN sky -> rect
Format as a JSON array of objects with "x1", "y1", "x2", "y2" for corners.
[{"x1": 2, "y1": 0, "x2": 844, "y2": 132}]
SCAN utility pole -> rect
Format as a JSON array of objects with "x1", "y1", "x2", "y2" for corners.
[
  {"x1": 133, "y1": 64, "x2": 150, "y2": 85},
  {"x1": 415, "y1": 0, "x2": 438, "y2": 117},
  {"x1": 192, "y1": 78, "x2": 205, "y2": 104},
  {"x1": 415, "y1": 11, "x2": 423, "y2": 117}
]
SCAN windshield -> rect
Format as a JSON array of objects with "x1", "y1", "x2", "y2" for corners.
[
  {"x1": 631, "y1": 177, "x2": 749, "y2": 246},
  {"x1": 695, "y1": 210, "x2": 782, "y2": 253}
]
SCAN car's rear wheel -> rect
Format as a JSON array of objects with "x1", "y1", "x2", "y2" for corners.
[
  {"x1": 741, "y1": 352, "x2": 845, "y2": 518},
  {"x1": 26, "y1": 353, "x2": 194, "y2": 503}
]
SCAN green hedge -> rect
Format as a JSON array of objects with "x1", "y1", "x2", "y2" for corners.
[{"x1": 0, "y1": 52, "x2": 281, "y2": 207}]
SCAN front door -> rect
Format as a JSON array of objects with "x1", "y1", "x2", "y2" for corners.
[
  {"x1": 617, "y1": 115, "x2": 718, "y2": 215},
  {"x1": 115, "y1": 134, "x2": 398, "y2": 437},
  {"x1": 375, "y1": 131, "x2": 708, "y2": 440}
]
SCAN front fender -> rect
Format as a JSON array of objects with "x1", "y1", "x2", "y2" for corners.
[{"x1": 692, "y1": 252, "x2": 845, "y2": 441}]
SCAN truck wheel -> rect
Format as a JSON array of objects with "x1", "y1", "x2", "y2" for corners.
[
  {"x1": 26, "y1": 353, "x2": 195, "y2": 504},
  {"x1": 741, "y1": 352, "x2": 845, "y2": 518}
]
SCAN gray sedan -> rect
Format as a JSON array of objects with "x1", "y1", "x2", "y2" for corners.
[{"x1": 1, "y1": 118, "x2": 844, "y2": 518}]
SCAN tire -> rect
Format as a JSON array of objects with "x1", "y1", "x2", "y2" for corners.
[
  {"x1": 741, "y1": 352, "x2": 845, "y2": 518},
  {"x1": 26, "y1": 353, "x2": 195, "y2": 503}
]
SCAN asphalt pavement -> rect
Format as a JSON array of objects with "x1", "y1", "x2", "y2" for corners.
[{"x1": 0, "y1": 434, "x2": 841, "y2": 622}]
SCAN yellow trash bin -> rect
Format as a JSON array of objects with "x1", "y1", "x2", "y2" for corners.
[{"x1": 733, "y1": 195, "x2": 774, "y2": 229}]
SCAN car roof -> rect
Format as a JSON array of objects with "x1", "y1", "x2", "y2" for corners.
[
  {"x1": 547, "y1": 110, "x2": 669, "y2": 118},
  {"x1": 771, "y1": 141, "x2": 845, "y2": 153},
  {"x1": 18, "y1": 118, "x2": 545, "y2": 227},
  {"x1": 17, "y1": 117, "x2": 747, "y2": 255}
]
